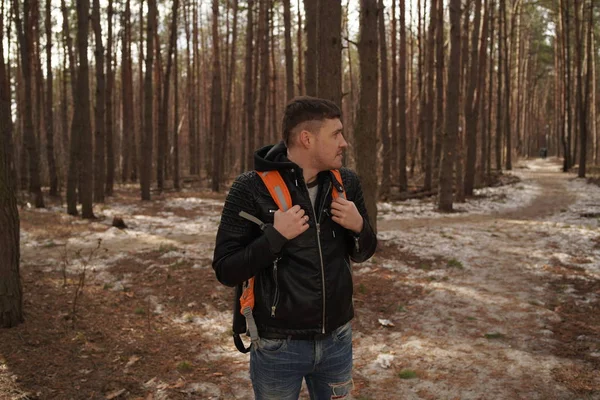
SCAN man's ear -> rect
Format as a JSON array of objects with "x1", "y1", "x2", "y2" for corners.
[{"x1": 299, "y1": 129, "x2": 312, "y2": 148}]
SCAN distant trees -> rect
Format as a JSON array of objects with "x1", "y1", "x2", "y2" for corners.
[{"x1": 0, "y1": 0, "x2": 596, "y2": 213}]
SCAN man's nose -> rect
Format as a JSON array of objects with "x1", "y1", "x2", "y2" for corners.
[{"x1": 340, "y1": 135, "x2": 348, "y2": 148}]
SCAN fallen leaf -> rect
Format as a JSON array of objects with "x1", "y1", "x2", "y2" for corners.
[
  {"x1": 105, "y1": 389, "x2": 126, "y2": 399},
  {"x1": 378, "y1": 319, "x2": 395, "y2": 327}
]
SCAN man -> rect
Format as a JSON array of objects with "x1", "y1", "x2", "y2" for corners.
[{"x1": 213, "y1": 96, "x2": 377, "y2": 399}]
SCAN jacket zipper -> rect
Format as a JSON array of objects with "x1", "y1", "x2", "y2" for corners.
[
  {"x1": 313, "y1": 182, "x2": 331, "y2": 334},
  {"x1": 271, "y1": 257, "x2": 281, "y2": 317}
]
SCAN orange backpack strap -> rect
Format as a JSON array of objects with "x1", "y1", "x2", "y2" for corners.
[
  {"x1": 330, "y1": 169, "x2": 346, "y2": 200},
  {"x1": 256, "y1": 171, "x2": 293, "y2": 211}
]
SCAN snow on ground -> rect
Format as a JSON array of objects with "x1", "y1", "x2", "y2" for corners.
[{"x1": 378, "y1": 173, "x2": 541, "y2": 220}]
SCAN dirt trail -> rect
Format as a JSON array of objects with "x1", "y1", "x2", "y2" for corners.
[{"x1": 358, "y1": 162, "x2": 599, "y2": 399}]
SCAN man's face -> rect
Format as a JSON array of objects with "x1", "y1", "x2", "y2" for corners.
[{"x1": 309, "y1": 118, "x2": 347, "y2": 171}]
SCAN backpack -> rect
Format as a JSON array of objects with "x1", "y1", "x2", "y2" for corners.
[{"x1": 232, "y1": 169, "x2": 346, "y2": 353}]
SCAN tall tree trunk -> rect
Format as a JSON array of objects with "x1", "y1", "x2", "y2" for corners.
[
  {"x1": 244, "y1": 0, "x2": 255, "y2": 170},
  {"x1": 45, "y1": 0, "x2": 58, "y2": 196},
  {"x1": 438, "y1": 0, "x2": 461, "y2": 212},
  {"x1": 478, "y1": 0, "x2": 490, "y2": 181},
  {"x1": 486, "y1": 0, "x2": 495, "y2": 177},
  {"x1": 69, "y1": 0, "x2": 94, "y2": 218},
  {"x1": 356, "y1": 0, "x2": 378, "y2": 232},
  {"x1": 304, "y1": 0, "x2": 317, "y2": 96},
  {"x1": 211, "y1": 0, "x2": 224, "y2": 192},
  {"x1": 390, "y1": 0, "x2": 398, "y2": 182},
  {"x1": 283, "y1": 0, "x2": 294, "y2": 100},
  {"x1": 503, "y1": 0, "x2": 512, "y2": 170},
  {"x1": 105, "y1": 0, "x2": 115, "y2": 196},
  {"x1": 297, "y1": 0, "x2": 303, "y2": 95},
  {"x1": 158, "y1": 0, "x2": 179, "y2": 192},
  {"x1": 317, "y1": 0, "x2": 342, "y2": 105},
  {"x1": 173, "y1": 34, "x2": 181, "y2": 190},
  {"x1": 224, "y1": 0, "x2": 239, "y2": 177},
  {"x1": 92, "y1": 0, "x2": 106, "y2": 203},
  {"x1": 0, "y1": 10, "x2": 23, "y2": 327},
  {"x1": 464, "y1": 0, "x2": 483, "y2": 195},
  {"x1": 561, "y1": 0, "x2": 572, "y2": 171},
  {"x1": 257, "y1": 0, "x2": 270, "y2": 147},
  {"x1": 496, "y1": 0, "x2": 504, "y2": 171},
  {"x1": 141, "y1": 0, "x2": 157, "y2": 200},
  {"x1": 378, "y1": 0, "x2": 390, "y2": 199},
  {"x1": 121, "y1": 0, "x2": 134, "y2": 183},
  {"x1": 398, "y1": 0, "x2": 408, "y2": 192},
  {"x1": 423, "y1": 0, "x2": 437, "y2": 191},
  {"x1": 13, "y1": 0, "x2": 44, "y2": 208},
  {"x1": 433, "y1": 0, "x2": 444, "y2": 174}
]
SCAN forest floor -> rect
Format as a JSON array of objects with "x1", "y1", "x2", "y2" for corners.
[{"x1": 1, "y1": 158, "x2": 600, "y2": 400}]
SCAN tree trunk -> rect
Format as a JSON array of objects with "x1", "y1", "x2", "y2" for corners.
[
  {"x1": 423, "y1": 0, "x2": 436, "y2": 191},
  {"x1": 13, "y1": 0, "x2": 44, "y2": 208},
  {"x1": 355, "y1": 0, "x2": 378, "y2": 233},
  {"x1": 257, "y1": 0, "x2": 270, "y2": 147},
  {"x1": 173, "y1": 21, "x2": 181, "y2": 190},
  {"x1": 398, "y1": 0, "x2": 408, "y2": 192},
  {"x1": 297, "y1": 0, "x2": 303, "y2": 95},
  {"x1": 141, "y1": 0, "x2": 157, "y2": 200},
  {"x1": 304, "y1": 0, "x2": 317, "y2": 96},
  {"x1": 317, "y1": 0, "x2": 342, "y2": 105},
  {"x1": 121, "y1": 0, "x2": 134, "y2": 183},
  {"x1": 496, "y1": 0, "x2": 504, "y2": 171},
  {"x1": 478, "y1": 0, "x2": 490, "y2": 181},
  {"x1": 76, "y1": 0, "x2": 94, "y2": 218},
  {"x1": 283, "y1": 0, "x2": 294, "y2": 101},
  {"x1": 503, "y1": 0, "x2": 512, "y2": 171},
  {"x1": 0, "y1": 12, "x2": 23, "y2": 328},
  {"x1": 464, "y1": 0, "x2": 483, "y2": 195},
  {"x1": 486, "y1": 0, "x2": 495, "y2": 177},
  {"x1": 378, "y1": 0, "x2": 390, "y2": 199},
  {"x1": 390, "y1": 0, "x2": 398, "y2": 182},
  {"x1": 105, "y1": 0, "x2": 114, "y2": 196},
  {"x1": 158, "y1": 0, "x2": 179, "y2": 192},
  {"x1": 244, "y1": 0, "x2": 255, "y2": 170},
  {"x1": 433, "y1": 0, "x2": 444, "y2": 174},
  {"x1": 210, "y1": 0, "x2": 224, "y2": 192},
  {"x1": 45, "y1": 0, "x2": 58, "y2": 196},
  {"x1": 91, "y1": 0, "x2": 106, "y2": 203},
  {"x1": 438, "y1": 0, "x2": 461, "y2": 212}
]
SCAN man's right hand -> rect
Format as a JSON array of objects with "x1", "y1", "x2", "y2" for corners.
[{"x1": 273, "y1": 205, "x2": 310, "y2": 240}]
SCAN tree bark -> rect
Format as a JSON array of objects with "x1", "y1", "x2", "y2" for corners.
[
  {"x1": 317, "y1": 0, "x2": 342, "y2": 105},
  {"x1": 378, "y1": 0, "x2": 390, "y2": 199},
  {"x1": 423, "y1": 0, "x2": 436, "y2": 191},
  {"x1": 304, "y1": 0, "x2": 317, "y2": 96},
  {"x1": 105, "y1": 0, "x2": 115, "y2": 196},
  {"x1": 141, "y1": 0, "x2": 157, "y2": 200},
  {"x1": 243, "y1": 0, "x2": 255, "y2": 170},
  {"x1": 398, "y1": 0, "x2": 408, "y2": 192},
  {"x1": 438, "y1": 0, "x2": 461, "y2": 212},
  {"x1": 13, "y1": 0, "x2": 44, "y2": 208},
  {"x1": 211, "y1": 0, "x2": 224, "y2": 192},
  {"x1": 91, "y1": 0, "x2": 106, "y2": 203},
  {"x1": 257, "y1": 0, "x2": 270, "y2": 148},
  {"x1": 283, "y1": 0, "x2": 294, "y2": 100},
  {"x1": 464, "y1": 0, "x2": 483, "y2": 195},
  {"x1": 158, "y1": 0, "x2": 179, "y2": 192},
  {"x1": 45, "y1": 0, "x2": 58, "y2": 196},
  {"x1": 0, "y1": 11, "x2": 23, "y2": 327},
  {"x1": 121, "y1": 0, "x2": 134, "y2": 183},
  {"x1": 356, "y1": 0, "x2": 378, "y2": 232}
]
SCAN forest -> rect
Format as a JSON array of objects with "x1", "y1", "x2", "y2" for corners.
[{"x1": 1, "y1": 0, "x2": 599, "y2": 399}]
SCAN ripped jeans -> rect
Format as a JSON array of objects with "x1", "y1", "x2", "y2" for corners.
[{"x1": 250, "y1": 322, "x2": 353, "y2": 400}]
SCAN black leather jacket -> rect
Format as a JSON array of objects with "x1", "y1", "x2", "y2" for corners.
[{"x1": 213, "y1": 142, "x2": 377, "y2": 336}]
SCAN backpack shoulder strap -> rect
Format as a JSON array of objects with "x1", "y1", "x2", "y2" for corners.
[
  {"x1": 330, "y1": 169, "x2": 346, "y2": 200},
  {"x1": 256, "y1": 170, "x2": 292, "y2": 211}
]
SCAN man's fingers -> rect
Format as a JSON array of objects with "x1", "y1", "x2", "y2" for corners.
[{"x1": 290, "y1": 205, "x2": 302, "y2": 213}]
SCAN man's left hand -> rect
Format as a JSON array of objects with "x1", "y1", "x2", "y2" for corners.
[{"x1": 330, "y1": 198, "x2": 363, "y2": 234}]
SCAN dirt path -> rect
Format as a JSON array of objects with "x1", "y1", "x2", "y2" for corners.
[{"x1": 355, "y1": 161, "x2": 599, "y2": 399}]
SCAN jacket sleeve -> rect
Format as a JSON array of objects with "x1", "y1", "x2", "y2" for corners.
[
  {"x1": 212, "y1": 172, "x2": 288, "y2": 287},
  {"x1": 341, "y1": 168, "x2": 377, "y2": 263}
]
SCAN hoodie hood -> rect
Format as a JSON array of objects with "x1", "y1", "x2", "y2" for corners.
[{"x1": 254, "y1": 141, "x2": 297, "y2": 172}]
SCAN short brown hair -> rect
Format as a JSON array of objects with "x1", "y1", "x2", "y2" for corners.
[{"x1": 282, "y1": 96, "x2": 342, "y2": 147}]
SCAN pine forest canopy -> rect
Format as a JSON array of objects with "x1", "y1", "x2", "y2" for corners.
[{"x1": 0, "y1": 0, "x2": 598, "y2": 214}]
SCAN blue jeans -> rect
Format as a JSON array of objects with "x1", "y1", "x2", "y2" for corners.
[{"x1": 250, "y1": 322, "x2": 353, "y2": 400}]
